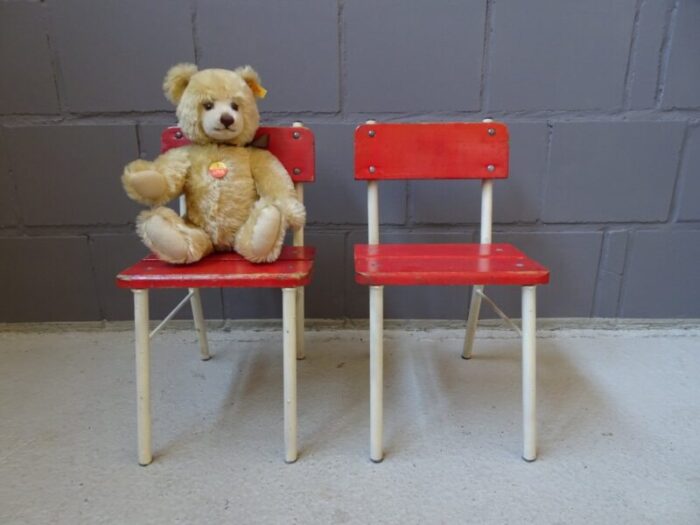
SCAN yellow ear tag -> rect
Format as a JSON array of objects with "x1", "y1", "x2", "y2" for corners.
[
  {"x1": 249, "y1": 82, "x2": 267, "y2": 99},
  {"x1": 208, "y1": 161, "x2": 228, "y2": 179}
]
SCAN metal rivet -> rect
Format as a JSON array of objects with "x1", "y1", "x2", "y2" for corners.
[
  {"x1": 369, "y1": 166, "x2": 376, "y2": 174},
  {"x1": 487, "y1": 164, "x2": 495, "y2": 172},
  {"x1": 488, "y1": 128, "x2": 496, "y2": 136},
  {"x1": 293, "y1": 167, "x2": 301, "y2": 175},
  {"x1": 175, "y1": 131, "x2": 183, "y2": 139},
  {"x1": 293, "y1": 131, "x2": 301, "y2": 139},
  {"x1": 368, "y1": 130, "x2": 376, "y2": 137}
]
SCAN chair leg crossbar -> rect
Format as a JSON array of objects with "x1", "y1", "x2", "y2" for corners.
[
  {"x1": 473, "y1": 288, "x2": 523, "y2": 336},
  {"x1": 465, "y1": 285, "x2": 538, "y2": 461},
  {"x1": 464, "y1": 285, "x2": 537, "y2": 461}
]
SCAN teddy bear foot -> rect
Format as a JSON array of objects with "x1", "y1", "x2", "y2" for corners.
[
  {"x1": 137, "y1": 208, "x2": 213, "y2": 264},
  {"x1": 235, "y1": 203, "x2": 285, "y2": 263}
]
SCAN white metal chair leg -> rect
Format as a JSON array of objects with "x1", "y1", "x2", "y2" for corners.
[
  {"x1": 189, "y1": 288, "x2": 210, "y2": 361},
  {"x1": 296, "y1": 287, "x2": 305, "y2": 360},
  {"x1": 462, "y1": 285, "x2": 483, "y2": 359},
  {"x1": 134, "y1": 289, "x2": 152, "y2": 466},
  {"x1": 370, "y1": 285, "x2": 384, "y2": 463},
  {"x1": 282, "y1": 288, "x2": 298, "y2": 463},
  {"x1": 522, "y1": 285, "x2": 537, "y2": 462}
]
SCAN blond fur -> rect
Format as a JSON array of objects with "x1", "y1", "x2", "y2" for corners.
[
  {"x1": 163, "y1": 63, "x2": 198, "y2": 105},
  {"x1": 122, "y1": 65, "x2": 305, "y2": 264}
]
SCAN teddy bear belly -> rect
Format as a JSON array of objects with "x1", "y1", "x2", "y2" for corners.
[{"x1": 185, "y1": 178, "x2": 257, "y2": 250}]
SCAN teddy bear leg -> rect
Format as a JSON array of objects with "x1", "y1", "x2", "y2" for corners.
[
  {"x1": 234, "y1": 201, "x2": 286, "y2": 263},
  {"x1": 137, "y1": 207, "x2": 213, "y2": 264}
]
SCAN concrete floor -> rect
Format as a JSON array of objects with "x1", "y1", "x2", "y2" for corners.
[{"x1": 1, "y1": 322, "x2": 699, "y2": 524}]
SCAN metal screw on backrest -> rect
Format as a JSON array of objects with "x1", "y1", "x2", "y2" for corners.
[
  {"x1": 293, "y1": 131, "x2": 301, "y2": 139},
  {"x1": 293, "y1": 168, "x2": 301, "y2": 175},
  {"x1": 368, "y1": 130, "x2": 376, "y2": 137},
  {"x1": 369, "y1": 166, "x2": 376, "y2": 173},
  {"x1": 487, "y1": 164, "x2": 495, "y2": 172},
  {"x1": 175, "y1": 131, "x2": 183, "y2": 139},
  {"x1": 488, "y1": 128, "x2": 496, "y2": 136}
]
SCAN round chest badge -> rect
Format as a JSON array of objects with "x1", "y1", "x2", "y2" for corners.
[{"x1": 208, "y1": 161, "x2": 228, "y2": 179}]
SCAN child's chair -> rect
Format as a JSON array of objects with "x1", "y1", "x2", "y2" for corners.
[
  {"x1": 353, "y1": 120, "x2": 550, "y2": 462},
  {"x1": 117, "y1": 123, "x2": 315, "y2": 465}
]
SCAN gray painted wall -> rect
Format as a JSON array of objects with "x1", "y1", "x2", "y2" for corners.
[{"x1": 1, "y1": 0, "x2": 698, "y2": 321}]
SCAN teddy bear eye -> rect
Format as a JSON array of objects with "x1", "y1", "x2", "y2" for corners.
[
  {"x1": 231, "y1": 102, "x2": 239, "y2": 111},
  {"x1": 203, "y1": 102, "x2": 214, "y2": 111}
]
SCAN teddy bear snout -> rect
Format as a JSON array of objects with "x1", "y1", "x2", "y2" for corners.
[{"x1": 220, "y1": 113, "x2": 235, "y2": 128}]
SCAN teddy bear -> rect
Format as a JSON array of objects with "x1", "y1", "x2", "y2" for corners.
[{"x1": 121, "y1": 63, "x2": 306, "y2": 264}]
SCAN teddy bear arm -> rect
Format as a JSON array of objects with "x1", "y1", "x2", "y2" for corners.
[
  {"x1": 249, "y1": 149, "x2": 306, "y2": 228},
  {"x1": 122, "y1": 149, "x2": 190, "y2": 206}
]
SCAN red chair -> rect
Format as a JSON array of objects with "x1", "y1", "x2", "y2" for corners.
[
  {"x1": 353, "y1": 120, "x2": 550, "y2": 462},
  {"x1": 117, "y1": 123, "x2": 315, "y2": 465}
]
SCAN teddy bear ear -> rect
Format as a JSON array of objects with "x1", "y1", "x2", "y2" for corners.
[
  {"x1": 163, "y1": 63, "x2": 198, "y2": 104},
  {"x1": 235, "y1": 65, "x2": 267, "y2": 99}
]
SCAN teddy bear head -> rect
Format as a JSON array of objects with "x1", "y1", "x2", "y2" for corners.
[{"x1": 163, "y1": 63, "x2": 267, "y2": 146}]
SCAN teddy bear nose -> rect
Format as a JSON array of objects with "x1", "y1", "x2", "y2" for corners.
[{"x1": 220, "y1": 114, "x2": 235, "y2": 128}]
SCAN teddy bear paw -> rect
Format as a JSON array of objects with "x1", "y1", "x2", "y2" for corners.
[{"x1": 123, "y1": 166, "x2": 168, "y2": 203}]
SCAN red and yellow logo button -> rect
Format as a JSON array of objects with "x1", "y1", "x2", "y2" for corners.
[{"x1": 208, "y1": 161, "x2": 228, "y2": 179}]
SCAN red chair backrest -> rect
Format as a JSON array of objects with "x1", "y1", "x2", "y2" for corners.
[
  {"x1": 161, "y1": 126, "x2": 315, "y2": 183},
  {"x1": 354, "y1": 122, "x2": 509, "y2": 180}
]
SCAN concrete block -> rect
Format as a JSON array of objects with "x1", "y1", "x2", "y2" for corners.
[
  {"x1": 5, "y1": 125, "x2": 142, "y2": 226},
  {"x1": 620, "y1": 229, "x2": 700, "y2": 317},
  {"x1": 90, "y1": 234, "x2": 224, "y2": 321},
  {"x1": 543, "y1": 121, "x2": 685, "y2": 223},
  {"x1": 661, "y1": 1, "x2": 700, "y2": 109},
  {"x1": 485, "y1": 231, "x2": 604, "y2": 318},
  {"x1": 677, "y1": 126, "x2": 700, "y2": 221},
  {"x1": 50, "y1": 0, "x2": 195, "y2": 112},
  {"x1": 306, "y1": 124, "x2": 406, "y2": 225},
  {"x1": 0, "y1": 128, "x2": 18, "y2": 226},
  {"x1": 196, "y1": 0, "x2": 339, "y2": 112},
  {"x1": 344, "y1": 0, "x2": 485, "y2": 112},
  {"x1": 0, "y1": 237, "x2": 100, "y2": 321},
  {"x1": 304, "y1": 231, "x2": 346, "y2": 319},
  {"x1": 222, "y1": 288, "x2": 281, "y2": 320},
  {"x1": 488, "y1": 0, "x2": 636, "y2": 110},
  {"x1": 602, "y1": 230, "x2": 629, "y2": 276},
  {"x1": 0, "y1": 2, "x2": 59, "y2": 114},
  {"x1": 594, "y1": 271, "x2": 624, "y2": 318},
  {"x1": 410, "y1": 122, "x2": 547, "y2": 224},
  {"x1": 593, "y1": 230, "x2": 629, "y2": 317},
  {"x1": 627, "y1": 0, "x2": 674, "y2": 109}
]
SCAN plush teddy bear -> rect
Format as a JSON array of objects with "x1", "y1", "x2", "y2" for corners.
[{"x1": 122, "y1": 64, "x2": 306, "y2": 264}]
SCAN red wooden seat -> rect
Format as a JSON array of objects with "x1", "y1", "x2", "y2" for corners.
[
  {"x1": 354, "y1": 243, "x2": 549, "y2": 286},
  {"x1": 353, "y1": 120, "x2": 550, "y2": 463},
  {"x1": 118, "y1": 246, "x2": 315, "y2": 289},
  {"x1": 117, "y1": 123, "x2": 315, "y2": 466}
]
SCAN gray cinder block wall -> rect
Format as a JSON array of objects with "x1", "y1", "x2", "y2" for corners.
[{"x1": 1, "y1": 0, "x2": 698, "y2": 322}]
